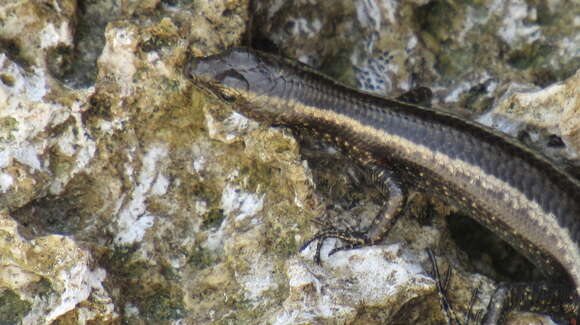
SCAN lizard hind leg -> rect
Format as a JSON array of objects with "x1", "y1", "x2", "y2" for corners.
[
  {"x1": 300, "y1": 163, "x2": 407, "y2": 264},
  {"x1": 481, "y1": 281, "x2": 579, "y2": 325},
  {"x1": 427, "y1": 249, "x2": 580, "y2": 324}
]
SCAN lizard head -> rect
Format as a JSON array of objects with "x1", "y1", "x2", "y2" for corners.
[
  {"x1": 186, "y1": 48, "x2": 292, "y2": 123},
  {"x1": 186, "y1": 48, "x2": 278, "y2": 100}
]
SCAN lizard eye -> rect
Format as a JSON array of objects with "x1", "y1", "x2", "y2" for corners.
[
  {"x1": 215, "y1": 69, "x2": 250, "y2": 92},
  {"x1": 218, "y1": 91, "x2": 237, "y2": 103}
]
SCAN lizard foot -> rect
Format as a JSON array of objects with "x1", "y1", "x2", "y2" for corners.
[{"x1": 300, "y1": 228, "x2": 370, "y2": 264}]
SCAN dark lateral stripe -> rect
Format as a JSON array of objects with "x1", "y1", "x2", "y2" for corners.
[
  {"x1": 258, "y1": 59, "x2": 580, "y2": 246},
  {"x1": 239, "y1": 88, "x2": 580, "y2": 291}
]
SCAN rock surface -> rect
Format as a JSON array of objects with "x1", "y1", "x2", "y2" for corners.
[{"x1": 0, "y1": 0, "x2": 578, "y2": 324}]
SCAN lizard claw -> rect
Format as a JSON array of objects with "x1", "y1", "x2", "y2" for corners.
[{"x1": 300, "y1": 229, "x2": 370, "y2": 264}]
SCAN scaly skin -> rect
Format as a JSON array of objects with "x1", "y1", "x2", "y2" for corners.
[{"x1": 186, "y1": 48, "x2": 580, "y2": 323}]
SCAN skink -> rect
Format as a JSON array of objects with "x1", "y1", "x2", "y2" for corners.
[{"x1": 186, "y1": 48, "x2": 580, "y2": 324}]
